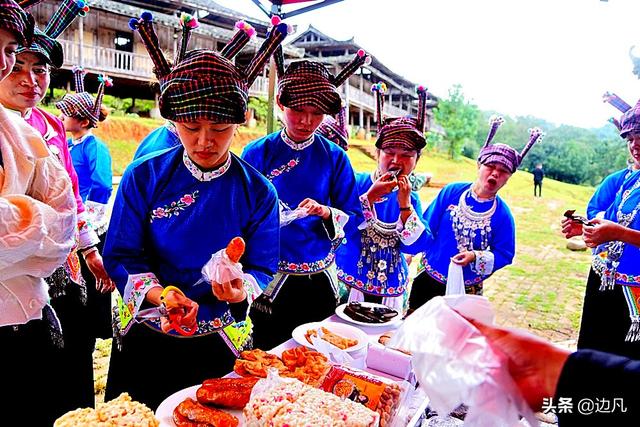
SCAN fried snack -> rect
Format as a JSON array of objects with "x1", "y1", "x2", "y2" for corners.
[
  {"x1": 233, "y1": 349, "x2": 288, "y2": 378},
  {"x1": 225, "y1": 237, "x2": 245, "y2": 263},
  {"x1": 280, "y1": 346, "x2": 331, "y2": 387},
  {"x1": 174, "y1": 398, "x2": 238, "y2": 427},
  {"x1": 197, "y1": 377, "x2": 259, "y2": 409},
  {"x1": 54, "y1": 393, "x2": 158, "y2": 427},
  {"x1": 305, "y1": 326, "x2": 359, "y2": 350}
]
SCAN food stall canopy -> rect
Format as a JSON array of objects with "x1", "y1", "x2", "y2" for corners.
[{"x1": 250, "y1": 0, "x2": 345, "y2": 19}]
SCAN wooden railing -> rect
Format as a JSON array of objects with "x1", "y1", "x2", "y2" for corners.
[{"x1": 57, "y1": 39, "x2": 411, "y2": 116}]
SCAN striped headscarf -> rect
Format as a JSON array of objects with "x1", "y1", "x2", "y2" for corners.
[
  {"x1": 372, "y1": 83, "x2": 428, "y2": 151},
  {"x1": 277, "y1": 48, "x2": 371, "y2": 115},
  {"x1": 477, "y1": 116, "x2": 544, "y2": 173},
  {"x1": 316, "y1": 105, "x2": 349, "y2": 150},
  {"x1": 17, "y1": 0, "x2": 89, "y2": 67},
  {"x1": 129, "y1": 12, "x2": 289, "y2": 123},
  {"x1": 56, "y1": 69, "x2": 112, "y2": 128},
  {"x1": 603, "y1": 92, "x2": 640, "y2": 138},
  {"x1": 0, "y1": 0, "x2": 35, "y2": 47}
]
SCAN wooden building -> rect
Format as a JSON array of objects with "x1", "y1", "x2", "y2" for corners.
[
  {"x1": 29, "y1": 0, "x2": 303, "y2": 106},
  {"x1": 290, "y1": 25, "x2": 438, "y2": 134}
]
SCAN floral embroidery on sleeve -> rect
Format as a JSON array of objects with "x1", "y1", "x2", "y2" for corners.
[
  {"x1": 85, "y1": 200, "x2": 110, "y2": 236},
  {"x1": 472, "y1": 250, "x2": 495, "y2": 276},
  {"x1": 266, "y1": 158, "x2": 299, "y2": 181},
  {"x1": 396, "y1": 210, "x2": 426, "y2": 245},
  {"x1": 121, "y1": 272, "x2": 162, "y2": 327},
  {"x1": 324, "y1": 207, "x2": 349, "y2": 242},
  {"x1": 77, "y1": 210, "x2": 100, "y2": 249},
  {"x1": 150, "y1": 190, "x2": 199, "y2": 222}
]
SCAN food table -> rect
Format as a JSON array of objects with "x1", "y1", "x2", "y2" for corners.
[{"x1": 157, "y1": 307, "x2": 431, "y2": 427}]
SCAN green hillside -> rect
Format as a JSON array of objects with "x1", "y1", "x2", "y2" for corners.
[{"x1": 101, "y1": 122, "x2": 593, "y2": 343}]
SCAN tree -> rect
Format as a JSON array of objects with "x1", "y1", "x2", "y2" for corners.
[{"x1": 430, "y1": 85, "x2": 480, "y2": 159}]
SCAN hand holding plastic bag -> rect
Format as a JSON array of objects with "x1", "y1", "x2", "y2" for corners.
[
  {"x1": 445, "y1": 261, "x2": 465, "y2": 295},
  {"x1": 388, "y1": 295, "x2": 538, "y2": 427},
  {"x1": 279, "y1": 200, "x2": 309, "y2": 227},
  {"x1": 201, "y1": 237, "x2": 245, "y2": 287}
]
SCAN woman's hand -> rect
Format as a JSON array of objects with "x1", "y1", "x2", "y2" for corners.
[
  {"x1": 561, "y1": 217, "x2": 583, "y2": 239},
  {"x1": 582, "y1": 218, "x2": 625, "y2": 248},
  {"x1": 366, "y1": 172, "x2": 397, "y2": 204},
  {"x1": 84, "y1": 250, "x2": 115, "y2": 293},
  {"x1": 451, "y1": 250, "x2": 476, "y2": 267},
  {"x1": 160, "y1": 290, "x2": 199, "y2": 334},
  {"x1": 298, "y1": 198, "x2": 330, "y2": 220},
  {"x1": 212, "y1": 277, "x2": 247, "y2": 303},
  {"x1": 396, "y1": 175, "x2": 411, "y2": 209},
  {"x1": 469, "y1": 319, "x2": 570, "y2": 411}
]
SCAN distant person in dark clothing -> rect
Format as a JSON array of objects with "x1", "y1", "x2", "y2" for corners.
[{"x1": 533, "y1": 163, "x2": 544, "y2": 197}]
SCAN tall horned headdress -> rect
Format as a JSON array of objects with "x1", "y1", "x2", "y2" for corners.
[
  {"x1": 128, "y1": 12, "x2": 289, "y2": 123},
  {"x1": 17, "y1": 0, "x2": 89, "y2": 68},
  {"x1": 477, "y1": 115, "x2": 544, "y2": 173},
  {"x1": 370, "y1": 82, "x2": 428, "y2": 151},
  {"x1": 56, "y1": 66, "x2": 113, "y2": 128},
  {"x1": 603, "y1": 91, "x2": 640, "y2": 138},
  {"x1": 275, "y1": 23, "x2": 371, "y2": 115}
]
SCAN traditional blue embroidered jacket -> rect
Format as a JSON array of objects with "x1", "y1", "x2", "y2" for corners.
[
  {"x1": 132, "y1": 123, "x2": 180, "y2": 161},
  {"x1": 241, "y1": 131, "x2": 362, "y2": 275},
  {"x1": 587, "y1": 167, "x2": 634, "y2": 220},
  {"x1": 418, "y1": 182, "x2": 515, "y2": 286},
  {"x1": 593, "y1": 170, "x2": 640, "y2": 285},
  {"x1": 336, "y1": 172, "x2": 427, "y2": 297},
  {"x1": 67, "y1": 133, "x2": 112, "y2": 204},
  {"x1": 103, "y1": 145, "x2": 279, "y2": 336}
]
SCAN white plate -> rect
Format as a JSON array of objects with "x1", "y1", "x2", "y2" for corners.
[
  {"x1": 291, "y1": 321, "x2": 369, "y2": 352},
  {"x1": 335, "y1": 302, "x2": 402, "y2": 328},
  {"x1": 155, "y1": 384, "x2": 243, "y2": 427}
]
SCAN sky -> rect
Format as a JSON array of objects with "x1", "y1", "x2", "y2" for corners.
[{"x1": 213, "y1": 0, "x2": 640, "y2": 129}]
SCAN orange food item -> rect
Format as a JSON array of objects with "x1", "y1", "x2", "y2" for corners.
[
  {"x1": 225, "y1": 237, "x2": 245, "y2": 263},
  {"x1": 233, "y1": 349, "x2": 287, "y2": 378},
  {"x1": 280, "y1": 346, "x2": 331, "y2": 387},
  {"x1": 173, "y1": 398, "x2": 238, "y2": 427},
  {"x1": 305, "y1": 327, "x2": 358, "y2": 350}
]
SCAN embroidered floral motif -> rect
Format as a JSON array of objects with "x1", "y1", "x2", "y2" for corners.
[
  {"x1": 123, "y1": 273, "x2": 161, "y2": 325},
  {"x1": 337, "y1": 268, "x2": 406, "y2": 297},
  {"x1": 266, "y1": 158, "x2": 300, "y2": 181},
  {"x1": 279, "y1": 253, "x2": 334, "y2": 274},
  {"x1": 599, "y1": 269, "x2": 640, "y2": 285},
  {"x1": 401, "y1": 212, "x2": 421, "y2": 241},
  {"x1": 281, "y1": 130, "x2": 314, "y2": 150},
  {"x1": 150, "y1": 190, "x2": 199, "y2": 223},
  {"x1": 148, "y1": 311, "x2": 234, "y2": 336},
  {"x1": 419, "y1": 257, "x2": 485, "y2": 286},
  {"x1": 183, "y1": 151, "x2": 232, "y2": 181}
]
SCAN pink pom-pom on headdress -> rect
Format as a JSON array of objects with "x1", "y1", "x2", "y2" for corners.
[
  {"x1": 271, "y1": 15, "x2": 282, "y2": 26},
  {"x1": 98, "y1": 74, "x2": 113, "y2": 87}
]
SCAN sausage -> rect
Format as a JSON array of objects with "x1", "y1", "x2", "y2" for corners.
[
  {"x1": 174, "y1": 398, "x2": 239, "y2": 427},
  {"x1": 197, "y1": 378, "x2": 258, "y2": 409}
]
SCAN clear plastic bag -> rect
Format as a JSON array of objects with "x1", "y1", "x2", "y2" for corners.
[
  {"x1": 445, "y1": 261, "x2": 465, "y2": 296},
  {"x1": 388, "y1": 295, "x2": 538, "y2": 427},
  {"x1": 279, "y1": 200, "x2": 309, "y2": 227},
  {"x1": 201, "y1": 247, "x2": 244, "y2": 285}
]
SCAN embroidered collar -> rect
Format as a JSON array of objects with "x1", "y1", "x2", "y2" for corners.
[
  {"x1": 281, "y1": 129, "x2": 314, "y2": 150},
  {"x1": 183, "y1": 151, "x2": 232, "y2": 182},
  {"x1": 71, "y1": 132, "x2": 93, "y2": 146}
]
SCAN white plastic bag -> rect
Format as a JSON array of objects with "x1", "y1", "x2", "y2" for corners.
[
  {"x1": 388, "y1": 295, "x2": 538, "y2": 427},
  {"x1": 279, "y1": 200, "x2": 309, "y2": 227},
  {"x1": 445, "y1": 261, "x2": 465, "y2": 296},
  {"x1": 201, "y1": 247, "x2": 244, "y2": 285}
]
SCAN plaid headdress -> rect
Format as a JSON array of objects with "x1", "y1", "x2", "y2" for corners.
[
  {"x1": 129, "y1": 12, "x2": 289, "y2": 123},
  {"x1": 0, "y1": 0, "x2": 35, "y2": 47},
  {"x1": 56, "y1": 68, "x2": 113, "y2": 128},
  {"x1": 603, "y1": 91, "x2": 640, "y2": 137},
  {"x1": 477, "y1": 116, "x2": 544, "y2": 173},
  {"x1": 17, "y1": 0, "x2": 89, "y2": 67},
  {"x1": 371, "y1": 82, "x2": 428, "y2": 151},
  {"x1": 316, "y1": 106, "x2": 349, "y2": 150},
  {"x1": 276, "y1": 29, "x2": 371, "y2": 115}
]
